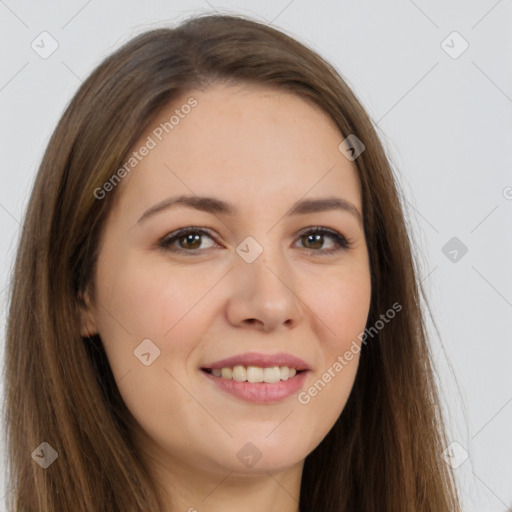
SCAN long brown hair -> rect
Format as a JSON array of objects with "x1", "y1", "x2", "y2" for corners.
[{"x1": 3, "y1": 13, "x2": 461, "y2": 511}]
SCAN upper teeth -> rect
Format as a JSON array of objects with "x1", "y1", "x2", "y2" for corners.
[{"x1": 211, "y1": 365, "x2": 297, "y2": 383}]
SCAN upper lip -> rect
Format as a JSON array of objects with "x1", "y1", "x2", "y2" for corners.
[{"x1": 202, "y1": 352, "x2": 311, "y2": 371}]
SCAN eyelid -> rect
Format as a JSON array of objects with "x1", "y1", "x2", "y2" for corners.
[
  {"x1": 294, "y1": 226, "x2": 353, "y2": 252},
  {"x1": 158, "y1": 226, "x2": 219, "y2": 252},
  {"x1": 158, "y1": 225, "x2": 353, "y2": 254}
]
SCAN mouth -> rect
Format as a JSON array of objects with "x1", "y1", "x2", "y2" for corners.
[
  {"x1": 201, "y1": 365, "x2": 306, "y2": 383},
  {"x1": 200, "y1": 352, "x2": 311, "y2": 403}
]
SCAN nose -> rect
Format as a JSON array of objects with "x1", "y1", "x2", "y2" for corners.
[{"x1": 225, "y1": 246, "x2": 302, "y2": 332}]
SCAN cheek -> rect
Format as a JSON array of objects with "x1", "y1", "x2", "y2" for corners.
[
  {"x1": 291, "y1": 265, "x2": 370, "y2": 427},
  {"x1": 96, "y1": 252, "x2": 216, "y2": 341},
  {"x1": 93, "y1": 252, "x2": 228, "y2": 397},
  {"x1": 309, "y1": 265, "x2": 372, "y2": 352},
  {"x1": 297, "y1": 302, "x2": 368, "y2": 448},
  {"x1": 92, "y1": 255, "x2": 218, "y2": 440}
]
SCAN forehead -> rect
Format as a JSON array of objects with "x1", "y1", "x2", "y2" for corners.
[{"x1": 113, "y1": 83, "x2": 362, "y2": 220}]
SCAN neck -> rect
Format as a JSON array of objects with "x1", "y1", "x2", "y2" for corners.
[{"x1": 148, "y1": 448, "x2": 303, "y2": 512}]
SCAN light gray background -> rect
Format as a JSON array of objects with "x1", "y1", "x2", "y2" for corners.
[{"x1": 1, "y1": 1, "x2": 511, "y2": 510}]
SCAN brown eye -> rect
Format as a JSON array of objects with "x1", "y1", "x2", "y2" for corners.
[
  {"x1": 160, "y1": 228, "x2": 217, "y2": 252},
  {"x1": 296, "y1": 227, "x2": 351, "y2": 253},
  {"x1": 301, "y1": 233, "x2": 324, "y2": 249},
  {"x1": 178, "y1": 233, "x2": 202, "y2": 250}
]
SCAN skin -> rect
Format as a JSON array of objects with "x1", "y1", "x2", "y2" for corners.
[{"x1": 80, "y1": 82, "x2": 372, "y2": 512}]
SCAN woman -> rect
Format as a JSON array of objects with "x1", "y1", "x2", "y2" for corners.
[{"x1": 3, "y1": 13, "x2": 461, "y2": 512}]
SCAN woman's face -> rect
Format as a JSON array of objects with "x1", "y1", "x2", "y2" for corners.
[{"x1": 81, "y1": 83, "x2": 371, "y2": 480}]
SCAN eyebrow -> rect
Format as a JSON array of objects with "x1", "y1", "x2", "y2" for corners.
[{"x1": 137, "y1": 194, "x2": 363, "y2": 227}]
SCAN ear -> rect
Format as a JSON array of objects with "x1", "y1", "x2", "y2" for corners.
[{"x1": 78, "y1": 288, "x2": 98, "y2": 338}]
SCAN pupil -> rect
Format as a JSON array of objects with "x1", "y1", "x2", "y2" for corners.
[
  {"x1": 306, "y1": 234, "x2": 322, "y2": 249},
  {"x1": 182, "y1": 234, "x2": 200, "y2": 249}
]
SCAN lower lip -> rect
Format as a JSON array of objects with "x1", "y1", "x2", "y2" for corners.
[{"x1": 201, "y1": 370, "x2": 309, "y2": 404}]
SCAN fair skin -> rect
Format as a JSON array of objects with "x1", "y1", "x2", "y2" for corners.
[{"x1": 80, "y1": 82, "x2": 372, "y2": 512}]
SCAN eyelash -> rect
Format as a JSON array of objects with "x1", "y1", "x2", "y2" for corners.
[{"x1": 158, "y1": 226, "x2": 353, "y2": 256}]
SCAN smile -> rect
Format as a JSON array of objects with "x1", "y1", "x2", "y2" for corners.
[
  {"x1": 200, "y1": 352, "x2": 311, "y2": 403},
  {"x1": 203, "y1": 365, "x2": 301, "y2": 383}
]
